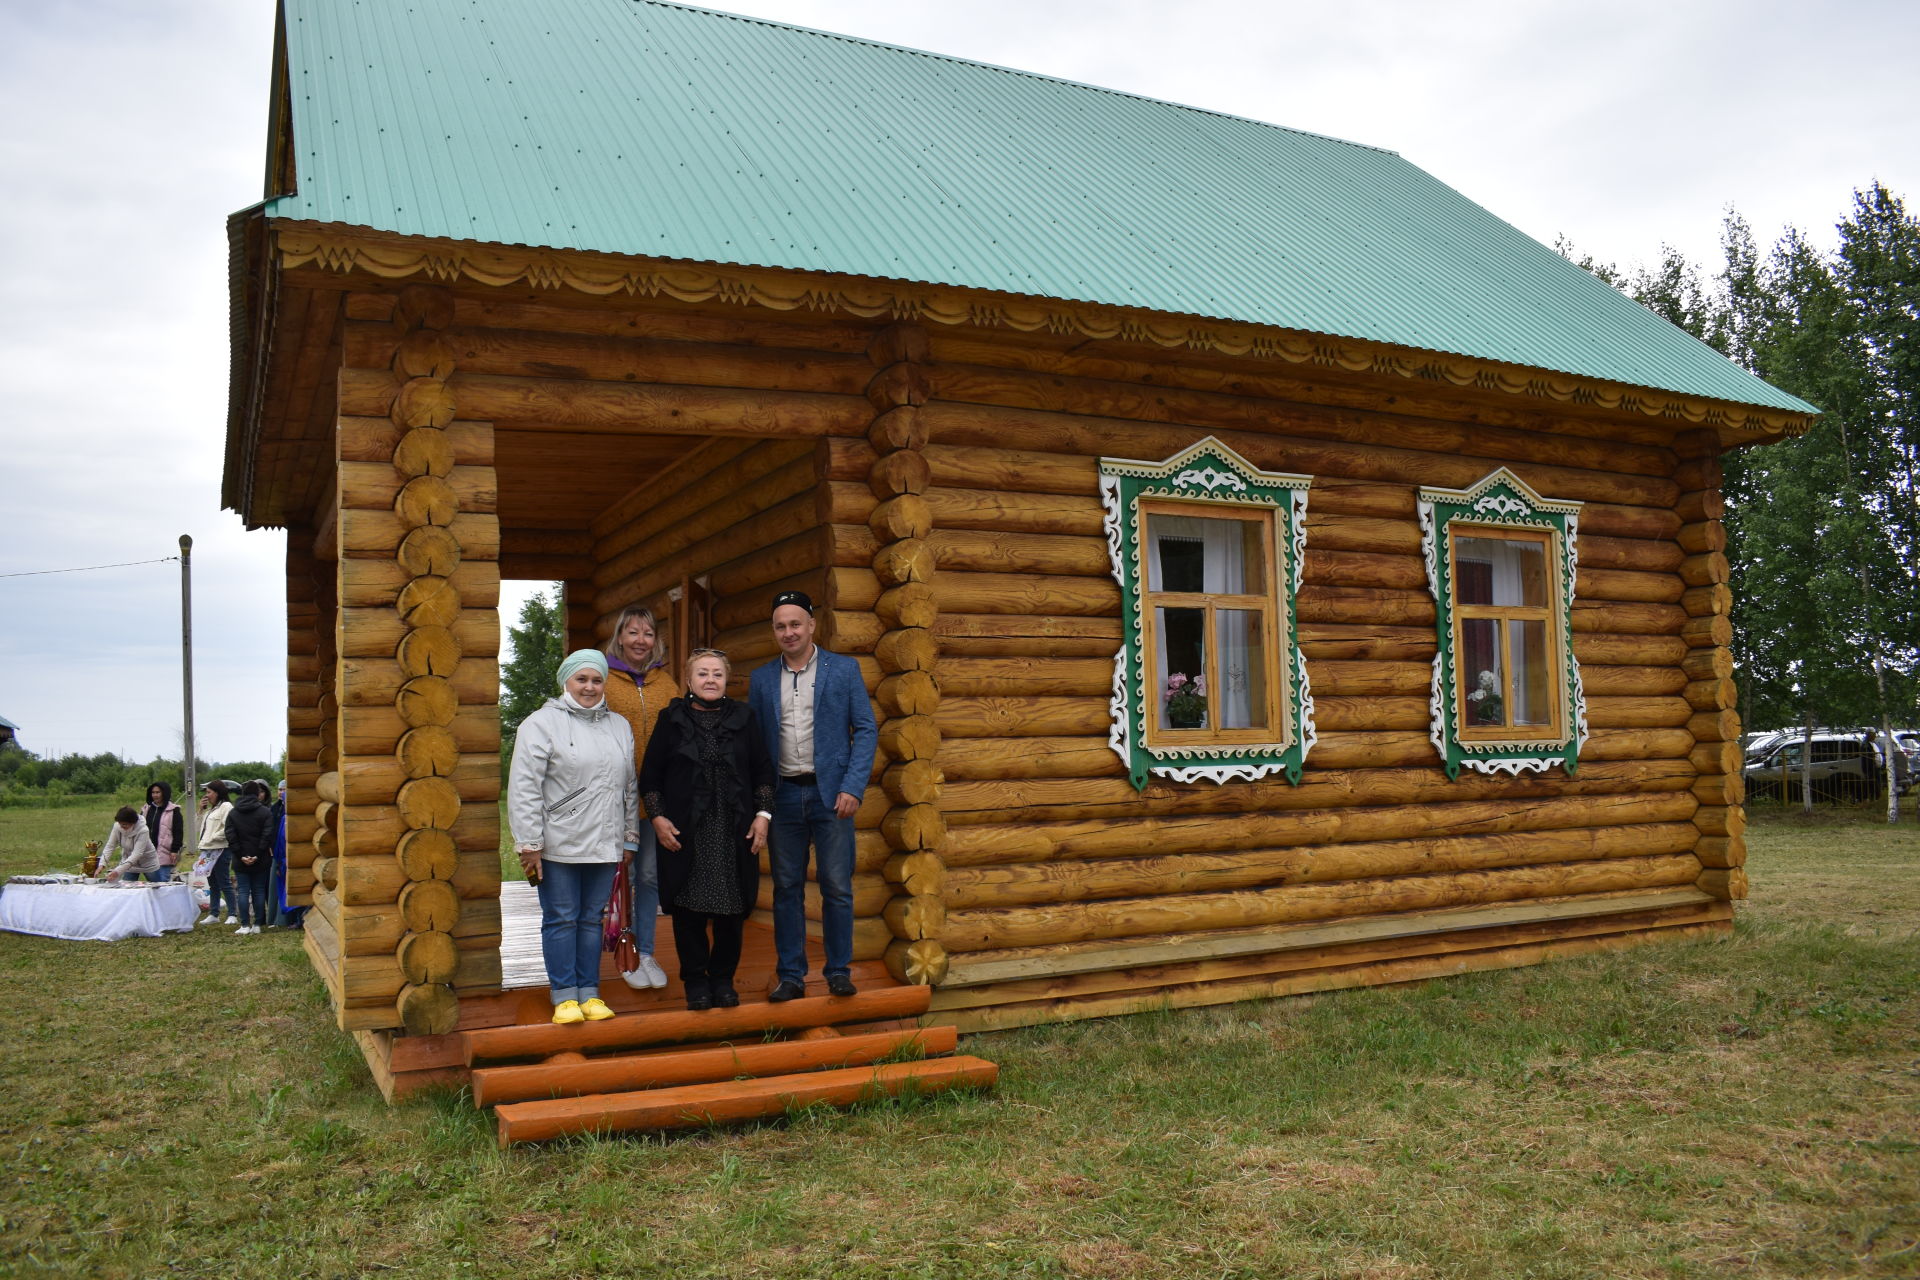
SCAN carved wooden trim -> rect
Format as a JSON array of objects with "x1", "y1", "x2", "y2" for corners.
[{"x1": 272, "y1": 224, "x2": 1814, "y2": 441}]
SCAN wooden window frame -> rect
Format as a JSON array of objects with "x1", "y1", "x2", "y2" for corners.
[
  {"x1": 1137, "y1": 499, "x2": 1290, "y2": 752},
  {"x1": 1446, "y1": 523, "x2": 1568, "y2": 744}
]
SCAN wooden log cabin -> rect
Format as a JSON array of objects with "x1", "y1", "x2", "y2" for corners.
[{"x1": 223, "y1": 0, "x2": 1815, "y2": 1115}]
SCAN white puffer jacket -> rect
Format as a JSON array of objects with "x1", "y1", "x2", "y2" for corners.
[{"x1": 507, "y1": 695, "x2": 638, "y2": 864}]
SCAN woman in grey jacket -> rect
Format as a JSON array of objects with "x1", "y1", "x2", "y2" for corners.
[{"x1": 507, "y1": 649, "x2": 640, "y2": 1025}]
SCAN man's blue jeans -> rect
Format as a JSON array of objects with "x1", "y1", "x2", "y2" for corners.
[
  {"x1": 770, "y1": 777, "x2": 855, "y2": 982},
  {"x1": 536, "y1": 860, "x2": 618, "y2": 1004}
]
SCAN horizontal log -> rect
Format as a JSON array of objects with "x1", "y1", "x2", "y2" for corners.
[
  {"x1": 337, "y1": 416, "x2": 493, "y2": 466},
  {"x1": 943, "y1": 822, "x2": 1703, "y2": 909},
  {"x1": 1301, "y1": 512, "x2": 1421, "y2": 555},
  {"x1": 929, "y1": 571, "x2": 1119, "y2": 617},
  {"x1": 937, "y1": 656, "x2": 1112, "y2": 698},
  {"x1": 1300, "y1": 550, "x2": 1426, "y2": 591},
  {"x1": 924, "y1": 528, "x2": 1111, "y2": 576},
  {"x1": 923, "y1": 487, "x2": 1104, "y2": 536},
  {"x1": 938, "y1": 696, "x2": 1110, "y2": 738},
  {"x1": 419, "y1": 324, "x2": 873, "y2": 395},
  {"x1": 334, "y1": 896, "x2": 502, "y2": 956},
  {"x1": 1314, "y1": 696, "x2": 1428, "y2": 731},
  {"x1": 1677, "y1": 521, "x2": 1727, "y2": 554},
  {"x1": 1577, "y1": 535, "x2": 1685, "y2": 573},
  {"x1": 1579, "y1": 665, "x2": 1688, "y2": 696},
  {"x1": 339, "y1": 511, "x2": 499, "y2": 562},
  {"x1": 926, "y1": 360, "x2": 1677, "y2": 479},
  {"x1": 338, "y1": 658, "x2": 499, "y2": 708},
  {"x1": 337, "y1": 609, "x2": 500, "y2": 659},
  {"x1": 340, "y1": 705, "x2": 499, "y2": 756},
  {"x1": 337, "y1": 462, "x2": 496, "y2": 515},
  {"x1": 939, "y1": 762, "x2": 1698, "y2": 827},
  {"x1": 916, "y1": 404, "x2": 1680, "y2": 508},
  {"x1": 934, "y1": 854, "x2": 1704, "y2": 951},
  {"x1": 1296, "y1": 586, "x2": 1434, "y2": 627},
  {"x1": 940, "y1": 788, "x2": 1697, "y2": 867},
  {"x1": 1308, "y1": 660, "x2": 1428, "y2": 697},
  {"x1": 922, "y1": 444, "x2": 1097, "y2": 496},
  {"x1": 1573, "y1": 633, "x2": 1690, "y2": 666},
  {"x1": 1296, "y1": 623, "x2": 1434, "y2": 662},
  {"x1": 1569, "y1": 601, "x2": 1686, "y2": 635},
  {"x1": 1584, "y1": 695, "x2": 1694, "y2": 728},
  {"x1": 596, "y1": 491, "x2": 817, "y2": 607},
  {"x1": 335, "y1": 848, "x2": 508, "y2": 906},
  {"x1": 936, "y1": 737, "x2": 1125, "y2": 781},
  {"x1": 594, "y1": 455, "x2": 815, "y2": 590},
  {"x1": 396, "y1": 373, "x2": 873, "y2": 437},
  {"x1": 339, "y1": 754, "x2": 501, "y2": 808},
  {"x1": 1681, "y1": 614, "x2": 1733, "y2": 649},
  {"x1": 1576, "y1": 567, "x2": 1685, "y2": 605}
]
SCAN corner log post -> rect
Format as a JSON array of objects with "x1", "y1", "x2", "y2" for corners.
[
  {"x1": 863, "y1": 325, "x2": 950, "y2": 988},
  {"x1": 1673, "y1": 431, "x2": 1745, "y2": 901},
  {"x1": 285, "y1": 534, "x2": 326, "y2": 906},
  {"x1": 334, "y1": 286, "x2": 504, "y2": 1035}
]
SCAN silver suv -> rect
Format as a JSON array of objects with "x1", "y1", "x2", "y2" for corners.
[{"x1": 1743, "y1": 730, "x2": 1913, "y2": 802}]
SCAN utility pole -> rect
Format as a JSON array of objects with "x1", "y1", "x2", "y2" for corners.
[{"x1": 180, "y1": 535, "x2": 197, "y2": 857}]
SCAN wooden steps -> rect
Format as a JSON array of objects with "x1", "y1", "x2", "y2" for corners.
[
  {"x1": 493, "y1": 1055, "x2": 999, "y2": 1145},
  {"x1": 464, "y1": 983, "x2": 997, "y2": 1144}
]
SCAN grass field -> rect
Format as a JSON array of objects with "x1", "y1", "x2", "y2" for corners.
[{"x1": 1, "y1": 802, "x2": 1915, "y2": 1278}]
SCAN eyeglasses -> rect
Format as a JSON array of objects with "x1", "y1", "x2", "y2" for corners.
[{"x1": 688, "y1": 648, "x2": 727, "y2": 659}]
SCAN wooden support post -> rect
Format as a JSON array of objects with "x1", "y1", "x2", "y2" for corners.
[
  {"x1": 861, "y1": 324, "x2": 950, "y2": 988},
  {"x1": 1673, "y1": 431, "x2": 1744, "y2": 899},
  {"x1": 331, "y1": 285, "x2": 504, "y2": 1035}
]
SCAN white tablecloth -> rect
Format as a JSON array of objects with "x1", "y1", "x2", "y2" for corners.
[{"x1": 0, "y1": 881, "x2": 199, "y2": 941}]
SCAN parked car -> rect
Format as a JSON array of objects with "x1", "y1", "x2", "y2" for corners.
[{"x1": 1743, "y1": 730, "x2": 1913, "y2": 802}]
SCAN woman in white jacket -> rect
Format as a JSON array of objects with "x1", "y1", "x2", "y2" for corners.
[{"x1": 508, "y1": 649, "x2": 640, "y2": 1025}]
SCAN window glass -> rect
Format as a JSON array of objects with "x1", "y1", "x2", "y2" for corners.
[
  {"x1": 1454, "y1": 536, "x2": 1546, "y2": 607},
  {"x1": 1147, "y1": 514, "x2": 1267, "y2": 596},
  {"x1": 1216, "y1": 608, "x2": 1267, "y2": 730},
  {"x1": 1461, "y1": 617, "x2": 1503, "y2": 725},
  {"x1": 1153, "y1": 606, "x2": 1208, "y2": 731},
  {"x1": 1510, "y1": 619, "x2": 1552, "y2": 725}
]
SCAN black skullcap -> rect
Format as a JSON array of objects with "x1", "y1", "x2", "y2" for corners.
[{"x1": 771, "y1": 590, "x2": 815, "y2": 616}]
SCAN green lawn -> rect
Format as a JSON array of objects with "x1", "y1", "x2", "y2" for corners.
[{"x1": 0, "y1": 801, "x2": 1915, "y2": 1278}]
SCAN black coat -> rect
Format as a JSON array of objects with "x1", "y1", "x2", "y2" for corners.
[
  {"x1": 226, "y1": 796, "x2": 275, "y2": 874},
  {"x1": 638, "y1": 697, "x2": 774, "y2": 912}
]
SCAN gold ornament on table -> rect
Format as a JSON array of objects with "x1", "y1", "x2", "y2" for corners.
[{"x1": 82, "y1": 839, "x2": 102, "y2": 878}]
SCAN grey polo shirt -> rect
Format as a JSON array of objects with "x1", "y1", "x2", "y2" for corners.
[{"x1": 777, "y1": 644, "x2": 820, "y2": 777}]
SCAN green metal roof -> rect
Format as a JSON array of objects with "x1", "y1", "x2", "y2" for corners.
[{"x1": 263, "y1": 0, "x2": 1814, "y2": 416}]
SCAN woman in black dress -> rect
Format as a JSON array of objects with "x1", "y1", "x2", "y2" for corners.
[{"x1": 639, "y1": 649, "x2": 774, "y2": 1010}]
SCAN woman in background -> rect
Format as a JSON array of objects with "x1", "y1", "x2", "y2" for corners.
[
  {"x1": 101, "y1": 806, "x2": 160, "y2": 881},
  {"x1": 640, "y1": 649, "x2": 773, "y2": 1012},
  {"x1": 226, "y1": 780, "x2": 277, "y2": 935},
  {"x1": 142, "y1": 782, "x2": 184, "y2": 883},
  {"x1": 602, "y1": 604, "x2": 681, "y2": 990},
  {"x1": 196, "y1": 780, "x2": 235, "y2": 927},
  {"x1": 508, "y1": 650, "x2": 640, "y2": 1025}
]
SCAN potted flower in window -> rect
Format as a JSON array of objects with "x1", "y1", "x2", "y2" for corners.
[
  {"x1": 1467, "y1": 669, "x2": 1504, "y2": 726},
  {"x1": 1165, "y1": 672, "x2": 1208, "y2": 729}
]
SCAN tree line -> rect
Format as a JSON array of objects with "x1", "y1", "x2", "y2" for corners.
[
  {"x1": 0, "y1": 745, "x2": 283, "y2": 808},
  {"x1": 1559, "y1": 182, "x2": 1919, "y2": 749}
]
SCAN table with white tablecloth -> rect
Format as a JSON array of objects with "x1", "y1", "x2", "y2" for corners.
[{"x1": 0, "y1": 880, "x2": 199, "y2": 941}]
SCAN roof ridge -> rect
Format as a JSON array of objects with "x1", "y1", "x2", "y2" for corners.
[{"x1": 628, "y1": 0, "x2": 1401, "y2": 157}]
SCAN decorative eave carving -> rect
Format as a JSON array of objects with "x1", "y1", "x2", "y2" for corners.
[{"x1": 273, "y1": 222, "x2": 1815, "y2": 440}]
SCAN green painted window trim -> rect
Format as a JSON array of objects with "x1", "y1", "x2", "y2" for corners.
[
  {"x1": 1419, "y1": 468, "x2": 1587, "y2": 779},
  {"x1": 1100, "y1": 438, "x2": 1314, "y2": 791}
]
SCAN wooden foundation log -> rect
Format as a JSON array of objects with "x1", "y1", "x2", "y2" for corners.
[
  {"x1": 885, "y1": 938, "x2": 951, "y2": 986},
  {"x1": 1697, "y1": 867, "x2": 1748, "y2": 900},
  {"x1": 396, "y1": 982, "x2": 459, "y2": 1036},
  {"x1": 933, "y1": 853, "x2": 1703, "y2": 951}
]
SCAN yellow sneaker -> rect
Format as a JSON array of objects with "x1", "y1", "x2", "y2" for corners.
[
  {"x1": 551, "y1": 999, "x2": 585, "y2": 1025},
  {"x1": 580, "y1": 997, "x2": 616, "y2": 1022}
]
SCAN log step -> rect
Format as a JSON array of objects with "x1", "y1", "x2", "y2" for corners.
[
  {"x1": 472, "y1": 1026, "x2": 959, "y2": 1107},
  {"x1": 463, "y1": 986, "x2": 932, "y2": 1065},
  {"x1": 493, "y1": 1055, "x2": 1001, "y2": 1145}
]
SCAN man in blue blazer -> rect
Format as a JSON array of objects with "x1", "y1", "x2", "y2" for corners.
[{"x1": 749, "y1": 590, "x2": 880, "y2": 1000}]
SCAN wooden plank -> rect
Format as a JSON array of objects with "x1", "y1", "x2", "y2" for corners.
[
  {"x1": 471, "y1": 1026, "x2": 958, "y2": 1107},
  {"x1": 494, "y1": 1056, "x2": 999, "y2": 1145},
  {"x1": 937, "y1": 888, "x2": 1714, "y2": 987}
]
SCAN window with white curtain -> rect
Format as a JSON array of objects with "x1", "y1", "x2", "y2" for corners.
[{"x1": 1141, "y1": 504, "x2": 1280, "y2": 745}]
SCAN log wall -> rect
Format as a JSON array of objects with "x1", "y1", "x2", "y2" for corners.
[
  {"x1": 878, "y1": 324, "x2": 1734, "y2": 1029},
  {"x1": 304, "y1": 285, "x2": 505, "y2": 1035}
]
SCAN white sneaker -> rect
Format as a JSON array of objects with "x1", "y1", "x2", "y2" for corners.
[
  {"x1": 196, "y1": 914, "x2": 213, "y2": 927},
  {"x1": 224, "y1": 915, "x2": 239, "y2": 925},
  {"x1": 638, "y1": 954, "x2": 669, "y2": 989},
  {"x1": 243, "y1": 926, "x2": 259, "y2": 935}
]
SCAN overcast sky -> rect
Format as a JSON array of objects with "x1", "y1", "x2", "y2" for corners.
[{"x1": 1, "y1": 0, "x2": 1913, "y2": 763}]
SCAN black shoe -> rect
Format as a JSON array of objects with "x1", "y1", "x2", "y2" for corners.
[
  {"x1": 712, "y1": 984, "x2": 739, "y2": 1008},
  {"x1": 826, "y1": 974, "x2": 857, "y2": 998},
  {"x1": 684, "y1": 978, "x2": 712, "y2": 1011},
  {"x1": 767, "y1": 979, "x2": 805, "y2": 1003}
]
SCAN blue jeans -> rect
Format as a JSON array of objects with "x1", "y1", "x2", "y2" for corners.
[
  {"x1": 205, "y1": 851, "x2": 233, "y2": 917},
  {"x1": 770, "y1": 778, "x2": 855, "y2": 982},
  {"x1": 536, "y1": 860, "x2": 618, "y2": 1004},
  {"x1": 235, "y1": 865, "x2": 273, "y2": 927},
  {"x1": 630, "y1": 823, "x2": 659, "y2": 956},
  {"x1": 148, "y1": 865, "x2": 173, "y2": 884}
]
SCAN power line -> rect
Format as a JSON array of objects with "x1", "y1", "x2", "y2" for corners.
[{"x1": 0, "y1": 555, "x2": 179, "y2": 580}]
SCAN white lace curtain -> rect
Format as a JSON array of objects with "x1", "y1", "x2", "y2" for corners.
[{"x1": 1150, "y1": 515, "x2": 1256, "y2": 729}]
